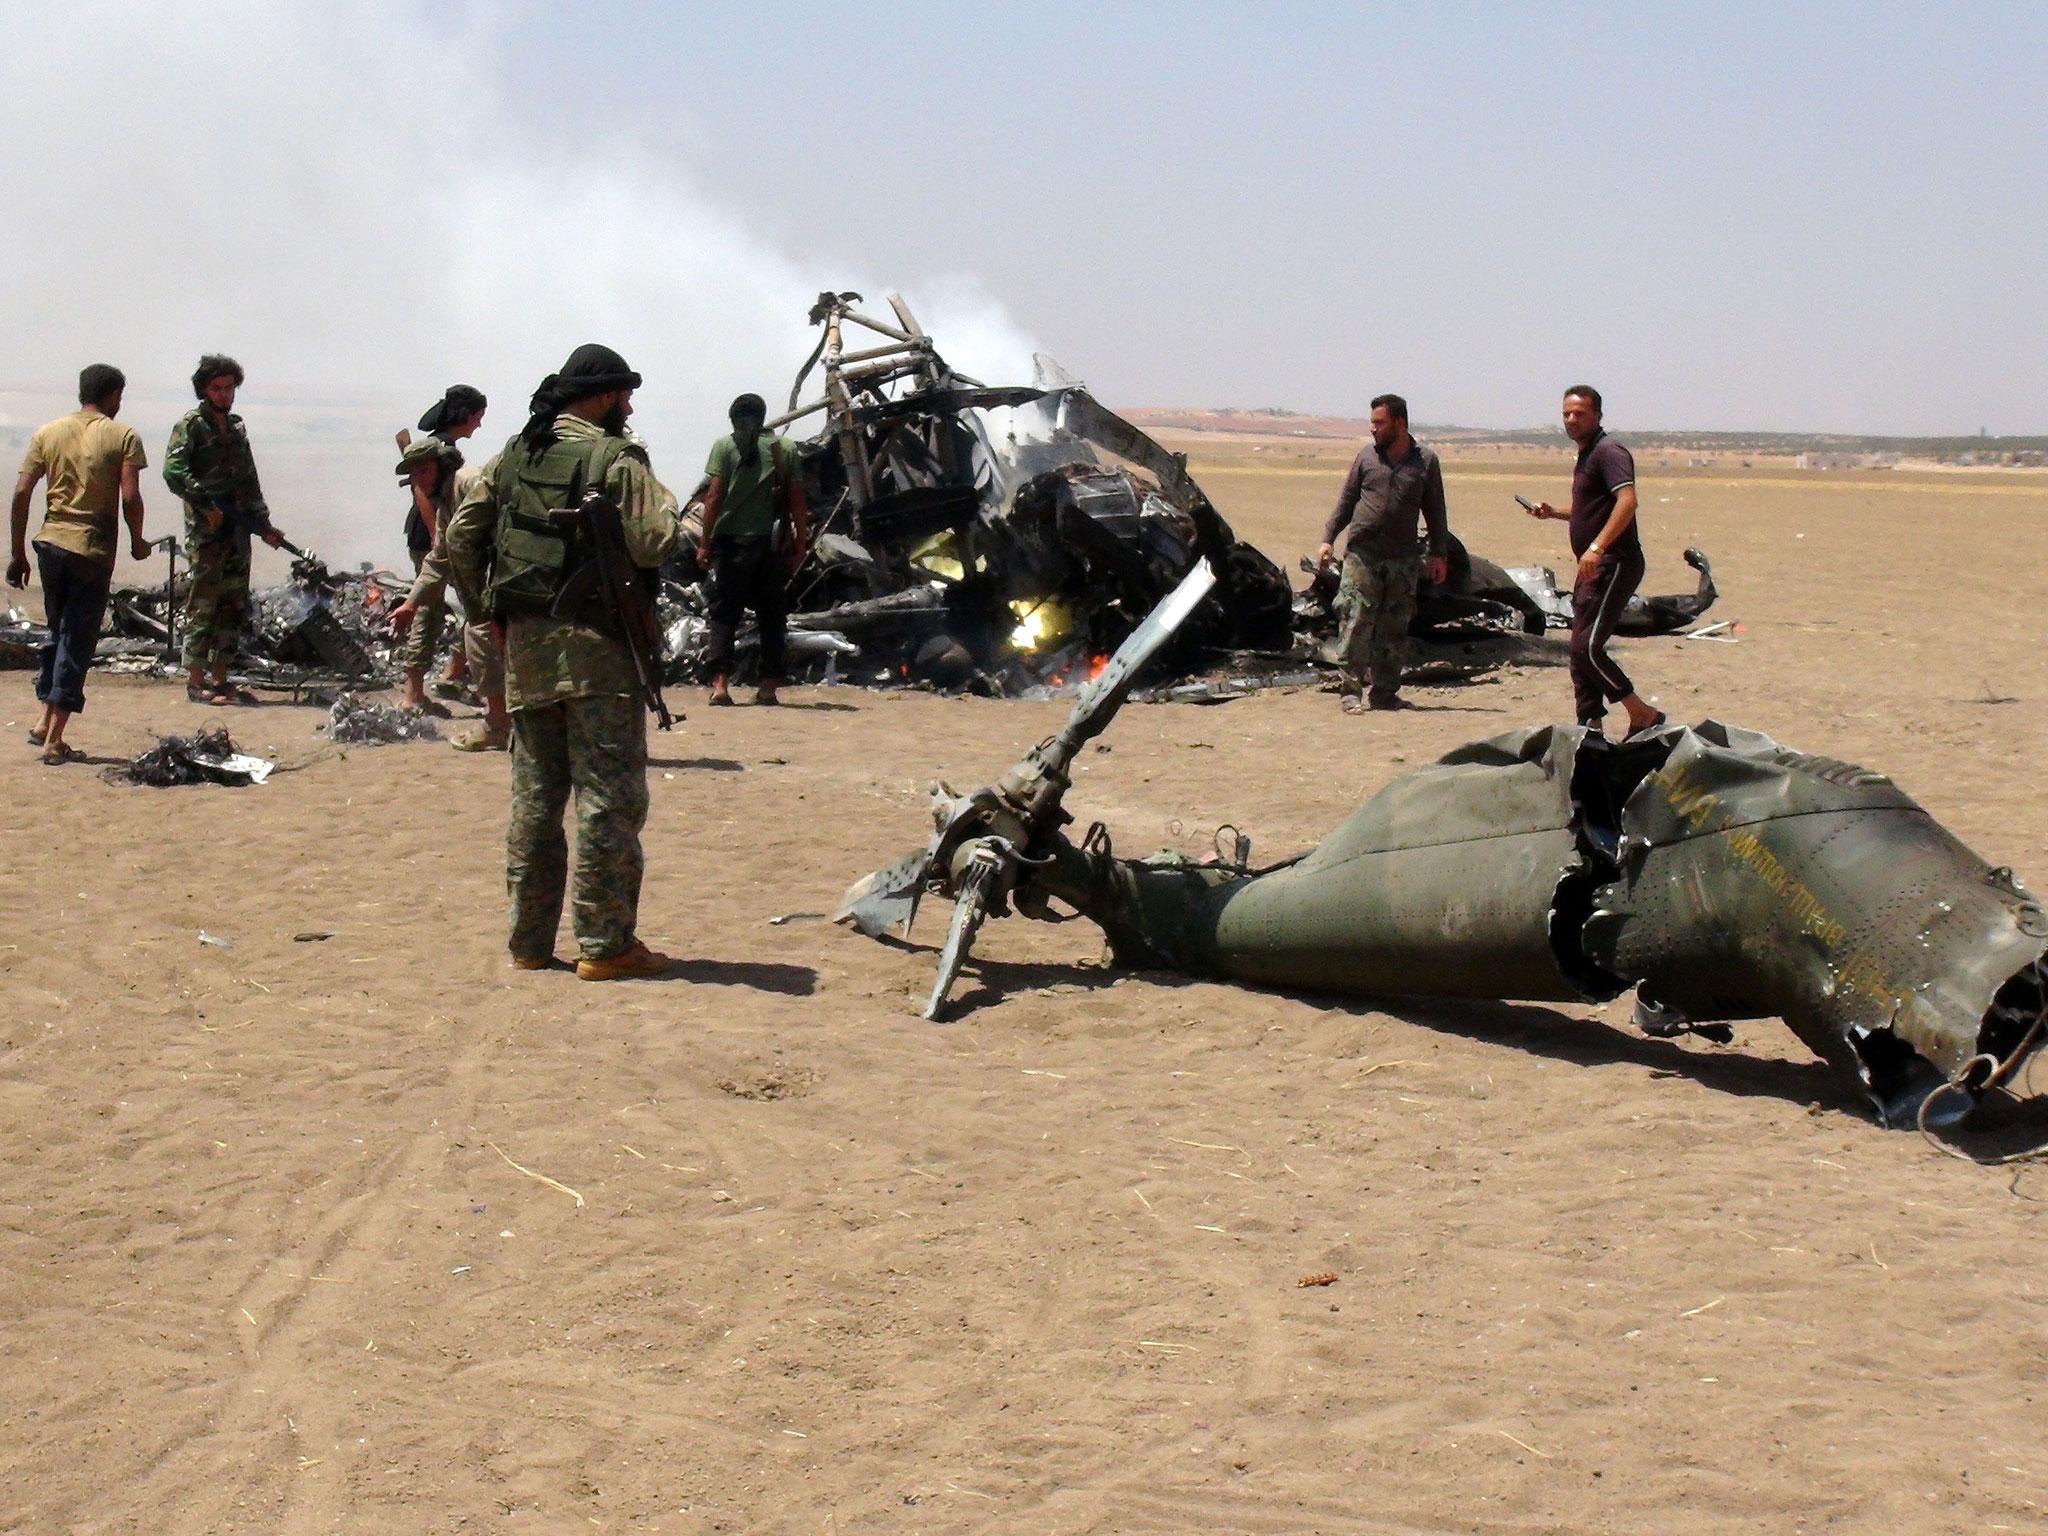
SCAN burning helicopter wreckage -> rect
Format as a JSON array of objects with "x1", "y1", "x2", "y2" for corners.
[
  {"x1": 839, "y1": 561, "x2": 2048, "y2": 1133},
  {"x1": 2, "y1": 291, "x2": 1717, "y2": 698},
  {"x1": 655, "y1": 291, "x2": 1720, "y2": 695}
]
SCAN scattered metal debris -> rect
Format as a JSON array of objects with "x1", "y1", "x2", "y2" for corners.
[
  {"x1": 77, "y1": 547, "x2": 418, "y2": 693},
  {"x1": 839, "y1": 562, "x2": 2048, "y2": 1130},
  {"x1": 323, "y1": 692, "x2": 440, "y2": 744},
  {"x1": 1294, "y1": 543, "x2": 1718, "y2": 642},
  {"x1": 104, "y1": 728, "x2": 274, "y2": 787}
]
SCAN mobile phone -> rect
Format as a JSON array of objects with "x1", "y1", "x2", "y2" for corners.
[{"x1": 1514, "y1": 495, "x2": 1538, "y2": 513}]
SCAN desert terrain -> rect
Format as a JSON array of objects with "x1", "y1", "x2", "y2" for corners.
[{"x1": 3, "y1": 441, "x2": 2047, "y2": 1534}]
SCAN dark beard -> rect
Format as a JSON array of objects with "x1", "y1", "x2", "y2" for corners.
[{"x1": 600, "y1": 402, "x2": 629, "y2": 435}]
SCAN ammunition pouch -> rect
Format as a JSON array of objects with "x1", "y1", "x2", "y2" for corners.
[{"x1": 484, "y1": 433, "x2": 635, "y2": 619}]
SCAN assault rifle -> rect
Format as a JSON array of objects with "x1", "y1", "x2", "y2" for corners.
[
  {"x1": 551, "y1": 489, "x2": 675, "y2": 730},
  {"x1": 212, "y1": 490, "x2": 307, "y2": 561}
]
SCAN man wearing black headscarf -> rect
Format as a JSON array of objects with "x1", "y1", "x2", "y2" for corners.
[
  {"x1": 392, "y1": 385, "x2": 491, "y2": 716},
  {"x1": 697, "y1": 392, "x2": 806, "y2": 705},
  {"x1": 445, "y1": 345, "x2": 681, "y2": 980}
]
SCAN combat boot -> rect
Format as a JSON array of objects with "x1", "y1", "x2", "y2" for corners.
[{"x1": 576, "y1": 941, "x2": 676, "y2": 982}]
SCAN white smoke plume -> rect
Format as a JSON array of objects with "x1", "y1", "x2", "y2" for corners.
[{"x1": 0, "y1": 2, "x2": 1034, "y2": 569}]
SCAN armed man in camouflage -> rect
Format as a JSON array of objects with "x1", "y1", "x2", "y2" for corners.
[
  {"x1": 163, "y1": 355, "x2": 290, "y2": 705},
  {"x1": 445, "y1": 344, "x2": 680, "y2": 980},
  {"x1": 387, "y1": 434, "x2": 475, "y2": 717},
  {"x1": 404, "y1": 385, "x2": 489, "y2": 704}
]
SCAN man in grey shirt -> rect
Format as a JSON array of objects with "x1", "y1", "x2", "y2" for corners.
[{"x1": 1316, "y1": 394, "x2": 1450, "y2": 710}]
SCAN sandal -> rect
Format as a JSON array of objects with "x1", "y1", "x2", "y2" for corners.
[
  {"x1": 1623, "y1": 710, "x2": 1669, "y2": 741},
  {"x1": 40, "y1": 741, "x2": 83, "y2": 765},
  {"x1": 451, "y1": 727, "x2": 510, "y2": 753},
  {"x1": 26, "y1": 728, "x2": 45, "y2": 746},
  {"x1": 186, "y1": 683, "x2": 229, "y2": 706}
]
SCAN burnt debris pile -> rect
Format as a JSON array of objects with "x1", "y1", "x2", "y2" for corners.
[
  {"x1": 89, "y1": 549, "x2": 416, "y2": 693},
  {"x1": 102, "y1": 727, "x2": 272, "y2": 787},
  {"x1": 324, "y1": 692, "x2": 441, "y2": 744}
]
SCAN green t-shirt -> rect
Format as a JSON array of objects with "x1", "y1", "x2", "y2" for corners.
[{"x1": 705, "y1": 433, "x2": 793, "y2": 542}]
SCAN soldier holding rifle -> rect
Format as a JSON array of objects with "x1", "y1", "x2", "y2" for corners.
[
  {"x1": 445, "y1": 344, "x2": 681, "y2": 981},
  {"x1": 162, "y1": 354, "x2": 291, "y2": 706}
]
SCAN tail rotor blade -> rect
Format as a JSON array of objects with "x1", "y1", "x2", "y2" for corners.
[{"x1": 924, "y1": 848, "x2": 999, "y2": 1020}]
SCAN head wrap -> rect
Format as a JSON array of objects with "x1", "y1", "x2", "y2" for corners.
[
  {"x1": 521, "y1": 344, "x2": 640, "y2": 449},
  {"x1": 418, "y1": 383, "x2": 488, "y2": 435}
]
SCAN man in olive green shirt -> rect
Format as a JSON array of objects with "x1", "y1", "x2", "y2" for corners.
[
  {"x1": 445, "y1": 344, "x2": 681, "y2": 980},
  {"x1": 696, "y1": 393, "x2": 807, "y2": 706},
  {"x1": 7, "y1": 364, "x2": 150, "y2": 763}
]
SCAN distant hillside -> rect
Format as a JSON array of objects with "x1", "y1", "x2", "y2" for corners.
[{"x1": 1124, "y1": 407, "x2": 2048, "y2": 465}]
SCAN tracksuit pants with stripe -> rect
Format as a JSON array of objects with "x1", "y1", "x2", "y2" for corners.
[{"x1": 1570, "y1": 544, "x2": 1645, "y2": 727}]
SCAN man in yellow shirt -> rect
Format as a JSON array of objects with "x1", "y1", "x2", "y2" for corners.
[{"x1": 7, "y1": 364, "x2": 150, "y2": 764}]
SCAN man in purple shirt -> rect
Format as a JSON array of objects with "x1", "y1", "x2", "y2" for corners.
[
  {"x1": 1527, "y1": 385, "x2": 1665, "y2": 737},
  {"x1": 1316, "y1": 394, "x2": 1450, "y2": 711}
]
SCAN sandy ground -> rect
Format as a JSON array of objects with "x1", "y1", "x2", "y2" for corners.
[{"x1": 3, "y1": 448, "x2": 2048, "y2": 1535}]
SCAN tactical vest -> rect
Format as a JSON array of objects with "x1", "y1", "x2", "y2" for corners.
[{"x1": 483, "y1": 431, "x2": 637, "y2": 617}]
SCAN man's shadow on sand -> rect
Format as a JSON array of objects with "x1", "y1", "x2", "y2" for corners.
[
  {"x1": 662, "y1": 957, "x2": 818, "y2": 995},
  {"x1": 880, "y1": 935, "x2": 1864, "y2": 1117},
  {"x1": 534, "y1": 956, "x2": 817, "y2": 994}
]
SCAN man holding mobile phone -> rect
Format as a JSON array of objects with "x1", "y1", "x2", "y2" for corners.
[{"x1": 1524, "y1": 385, "x2": 1665, "y2": 738}]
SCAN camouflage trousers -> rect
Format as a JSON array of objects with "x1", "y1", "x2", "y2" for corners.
[
  {"x1": 1336, "y1": 551, "x2": 1420, "y2": 701},
  {"x1": 399, "y1": 547, "x2": 453, "y2": 675},
  {"x1": 464, "y1": 617, "x2": 504, "y2": 699},
  {"x1": 182, "y1": 532, "x2": 252, "y2": 671},
  {"x1": 507, "y1": 692, "x2": 650, "y2": 963}
]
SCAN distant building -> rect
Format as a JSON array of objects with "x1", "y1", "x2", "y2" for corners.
[{"x1": 1794, "y1": 451, "x2": 1899, "y2": 470}]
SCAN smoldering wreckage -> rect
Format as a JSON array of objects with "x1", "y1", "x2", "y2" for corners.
[
  {"x1": 658, "y1": 291, "x2": 1719, "y2": 694},
  {"x1": 840, "y1": 562, "x2": 2048, "y2": 1136},
  {"x1": 30, "y1": 295, "x2": 2042, "y2": 1140},
  {"x1": 1, "y1": 291, "x2": 1718, "y2": 706}
]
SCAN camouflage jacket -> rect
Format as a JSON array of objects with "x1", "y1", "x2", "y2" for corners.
[
  {"x1": 164, "y1": 406, "x2": 272, "y2": 548},
  {"x1": 406, "y1": 463, "x2": 483, "y2": 612},
  {"x1": 445, "y1": 413, "x2": 679, "y2": 711}
]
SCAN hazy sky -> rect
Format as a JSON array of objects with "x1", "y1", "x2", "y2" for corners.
[{"x1": 0, "y1": 1, "x2": 2040, "y2": 560}]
